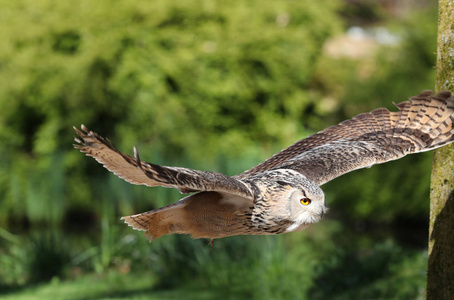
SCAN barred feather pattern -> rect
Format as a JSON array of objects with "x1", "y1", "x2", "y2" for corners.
[
  {"x1": 73, "y1": 125, "x2": 253, "y2": 198},
  {"x1": 236, "y1": 90, "x2": 454, "y2": 185}
]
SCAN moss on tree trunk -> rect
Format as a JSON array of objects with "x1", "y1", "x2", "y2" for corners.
[{"x1": 428, "y1": 0, "x2": 454, "y2": 298}]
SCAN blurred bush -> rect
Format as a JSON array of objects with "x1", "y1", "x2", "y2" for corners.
[{"x1": 0, "y1": 0, "x2": 341, "y2": 227}]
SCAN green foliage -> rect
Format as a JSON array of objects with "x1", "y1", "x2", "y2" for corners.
[
  {"x1": 149, "y1": 235, "x2": 317, "y2": 299},
  {"x1": 309, "y1": 240, "x2": 427, "y2": 299},
  {"x1": 0, "y1": 234, "x2": 27, "y2": 288},
  {"x1": 0, "y1": 221, "x2": 428, "y2": 299},
  {"x1": 27, "y1": 233, "x2": 70, "y2": 284},
  {"x1": 0, "y1": 0, "x2": 341, "y2": 227},
  {"x1": 0, "y1": 0, "x2": 341, "y2": 155}
]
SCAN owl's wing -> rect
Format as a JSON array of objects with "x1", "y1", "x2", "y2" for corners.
[
  {"x1": 74, "y1": 125, "x2": 253, "y2": 199},
  {"x1": 236, "y1": 90, "x2": 454, "y2": 185}
]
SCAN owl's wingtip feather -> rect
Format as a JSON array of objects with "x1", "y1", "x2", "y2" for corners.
[{"x1": 81, "y1": 124, "x2": 89, "y2": 132}]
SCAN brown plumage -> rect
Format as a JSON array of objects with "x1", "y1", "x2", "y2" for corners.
[
  {"x1": 74, "y1": 90, "x2": 454, "y2": 242},
  {"x1": 121, "y1": 192, "x2": 257, "y2": 240}
]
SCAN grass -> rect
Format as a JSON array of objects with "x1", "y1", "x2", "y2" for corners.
[
  {"x1": 0, "y1": 220, "x2": 428, "y2": 300},
  {"x1": 0, "y1": 271, "x2": 218, "y2": 300}
]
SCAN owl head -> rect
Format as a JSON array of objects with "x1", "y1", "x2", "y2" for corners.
[{"x1": 249, "y1": 169, "x2": 327, "y2": 233}]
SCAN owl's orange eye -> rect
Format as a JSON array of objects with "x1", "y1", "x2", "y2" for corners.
[{"x1": 300, "y1": 198, "x2": 311, "y2": 205}]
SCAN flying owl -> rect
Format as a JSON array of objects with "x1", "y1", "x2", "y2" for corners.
[{"x1": 74, "y1": 90, "x2": 454, "y2": 242}]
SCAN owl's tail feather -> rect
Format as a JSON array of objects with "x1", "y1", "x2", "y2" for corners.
[
  {"x1": 121, "y1": 201, "x2": 187, "y2": 242},
  {"x1": 121, "y1": 191, "x2": 251, "y2": 242}
]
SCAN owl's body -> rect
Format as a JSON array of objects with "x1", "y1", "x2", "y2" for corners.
[
  {"x1": 121, "y1": 168, "x2": 324, "y2": 240},
  {"x1": 74, "y1": 90, "x2": 454, "y2": 242}
]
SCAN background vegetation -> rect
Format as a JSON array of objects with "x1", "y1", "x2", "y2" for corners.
[{"x1": 0, "y1": 0, "x2": 438, "y2": 299}]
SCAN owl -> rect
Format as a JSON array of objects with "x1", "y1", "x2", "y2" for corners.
[{"x1": 74, "y1": 90, "x2": 454, "y2": 242}]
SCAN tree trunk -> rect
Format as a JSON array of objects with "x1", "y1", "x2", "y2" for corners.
[{"x1": 427, "y1": 1, "x2": 454, "y2": 299}]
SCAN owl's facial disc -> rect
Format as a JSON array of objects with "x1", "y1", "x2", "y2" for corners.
[{"x1": 287, "y1": 186, "x2": 327, "y2": 231}]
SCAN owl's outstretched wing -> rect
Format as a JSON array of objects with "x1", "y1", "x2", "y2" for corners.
[
  {"x1": 236, "y1": 90, "x2": 454, "y2": 185},
  {"x1": 74, "y1": 125, "x2": 253, "y2": 199}
]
